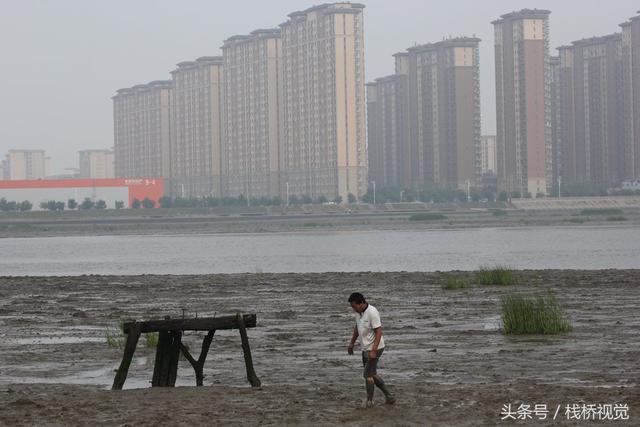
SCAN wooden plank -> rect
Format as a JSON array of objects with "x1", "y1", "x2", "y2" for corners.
[
  {"x1": 237, "y1": 312, "x2": 261, "y2": 388},
  {"x1": 166, "y1": 331, "x2": 182, "y2": 387},
  {"x1": 122, "y1": 314, "x2": 256, "y2": 334},
  {"x1": 111, "y1": 324, "x2": 141, "y2": 390},
  {"x1": 151, "y1": 330, "x2": 170, "y2": 387}
]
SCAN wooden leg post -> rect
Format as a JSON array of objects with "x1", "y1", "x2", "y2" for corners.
[
  {"x1": 112, "y1": 323, "x2": 141, "y2": 390},
  {"x1": 237, "y1": 312, "x2": 261, "y2": 388},
  {"x1": 152, "y1": 330, "x2": 182, "y2": 387},
  {"x1": 181, "y1": 330, "x2": 215, "y2": 386},
  {"x1": 167, "y1": 330, "x2": 182, "y2": 387},
  {"x1": 152, "y1": 330, "x2": 170, "y2": 387}
]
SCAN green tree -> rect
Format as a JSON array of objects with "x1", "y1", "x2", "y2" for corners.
[
  {"x1": 142, "y1": 198, "x2": 155, "y2": 209},
  {"x1": 347, "y1": 193, "x2": 357, "y2": 204},
  {"x1": 131, "y1": 198, "x2": 141, "y2": 209},
  {"x1": 316, "y1": 195, "x2": 328, "y2": 204},
  {"x1": 45, "y1": 200, "x2": 59, "y2": 211},
  {"x1": 67, "y1": 198, "x2": 77, "y2": 210},
  {"x1": 158, "y1": 196, "x2": 172, "y2": 208},
  {"x1": 115, "y1": 200, "x2": 125, "y2": 209},
  {"x1": 301, "y1": 194, "x2": 313, "y2": 204},
  {"x1": 95, "y1": 200, "x2": 107, "y2": 209},
  {"x1": 18, "y1": 200, "x2": 33, "y2": 212},
  {"x1": 55, "y1": 201, "x2": 65, "y2": 211},
  {"x1": 79, "y1": 197, "x2": 94, "y2": 210},
  {"x1": 333, "y1": 195, "x2": 343, "y2": 205}
]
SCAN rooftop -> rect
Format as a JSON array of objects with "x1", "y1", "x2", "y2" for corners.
[{"x1": 492, "y1": 8, "x2": 550, "y2": 24}]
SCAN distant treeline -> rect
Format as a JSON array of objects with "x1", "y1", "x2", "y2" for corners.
[
  {"x1": 0, "y1": 197, "x2": 128, "y2": 212},
  {"x1": 157, "y1": 193, "x2": 350, "y2": 208}
]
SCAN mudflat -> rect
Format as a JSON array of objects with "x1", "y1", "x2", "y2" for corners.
[{"x1": 0, "y1": 270, "x2": 638, "y2": 425}]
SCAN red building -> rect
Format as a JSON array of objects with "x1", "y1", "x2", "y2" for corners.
[{"x1": 0, "y1": 177, "x2": 164, "y2": 209}]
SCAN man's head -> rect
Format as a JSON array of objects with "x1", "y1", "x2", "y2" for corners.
[{"x1": 348, "y1": 292, "x2": 367, "y2": 313}]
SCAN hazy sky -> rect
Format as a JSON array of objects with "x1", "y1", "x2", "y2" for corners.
[{"x1": 1, "y1": 1, "x2": 638, "y2": 174}]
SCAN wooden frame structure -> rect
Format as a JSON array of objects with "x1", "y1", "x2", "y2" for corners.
[{"x1": 112, "y1": 313, "x2": 260, "y2": 390}]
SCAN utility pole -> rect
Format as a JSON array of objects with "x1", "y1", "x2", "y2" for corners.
[
  {"x1": 466, "y1": 180, "x2": 471, "y2": 203},
  {"x1": 400, "y1": 190, "x2": 404, "y2": 203},
  {"x1": 371, "y1": 180, "x2": 376, "y2": 205},
  {"x1": 286, "y1": 181, "x2": 290, "y2": 206},
  {"x1": 558, "y1": 176, "x2": 562, "y2": 199}
]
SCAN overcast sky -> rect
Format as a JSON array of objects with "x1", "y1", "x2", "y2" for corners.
[{"x1": 1, "y1": 1, "x2": 638, "y2": 174}]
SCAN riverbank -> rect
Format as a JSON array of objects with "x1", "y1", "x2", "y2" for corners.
[
  {"x1": 1, "y1": 204, "x2": 640, "y2": 238},
  {"x1": 0, "y1": 270, "x2": 638, "y2": 425}
]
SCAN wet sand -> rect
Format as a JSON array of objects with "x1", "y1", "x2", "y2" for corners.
[{"x1": 0, "y1": 270, "x2": 638, "y2": 426}]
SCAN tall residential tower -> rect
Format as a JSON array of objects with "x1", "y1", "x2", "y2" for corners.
[
  {"x1": 494, "y1": 9, "x2": 552, "y2": 196},
  {"x1": 113, "y1": 81, "x2": 172, "y2": 179},
  {"x1": 170, "y1": 57, "x2": 224, "y2": 197},
  {"x1": 222, "y1": 30, "x2": 282, "y2": 199},
  {"x1": 280, "y1": 3, "x2": 367, "y2": 200}
]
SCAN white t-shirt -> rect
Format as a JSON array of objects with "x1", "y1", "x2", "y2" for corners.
[{"x1": 355, "y1": 304, "x2": 385, "y2": 351}]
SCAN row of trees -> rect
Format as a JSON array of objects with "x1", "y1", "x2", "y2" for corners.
[
  {"x1": 157, "y1": 193, "x2": 356, "y2": 208},
  {"x1": 0, "y1": 197, "x2": 158, "y2": 212},
  {"x1": 1, "y1": 197, "x2": 124, "y2": 212},
  {"x1": 0, "y1": 198, "x2": 33, "y2": 212}
]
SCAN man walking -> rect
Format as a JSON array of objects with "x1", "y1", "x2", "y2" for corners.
[{"x1": 347, "y1": 292, "x2": 396, "y2": 407}]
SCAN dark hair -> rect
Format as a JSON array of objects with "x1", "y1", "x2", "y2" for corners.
[{"x1": 348, "y1": 292, "x2": 366, "y2": 304}]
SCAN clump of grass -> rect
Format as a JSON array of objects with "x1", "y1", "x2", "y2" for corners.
[
  {"x1": 476, "y1": 266, "x2": 517, "y2": 286},
  {"x1": 566, "y1": 217, "x2": 585, "y2": 224},
  {"x1": 580, "y1": 208, "x2": 623, "y2": 216},
  {"x1": 491, "y1": 209, "x2": 508, "y2": 217},
  {"x1": 105, "y1": 325, "x2": 126, "y2": 349},
  {"x1": 606, "y1": 216, "x2": 627, "y2": 222},
  {"x1": 409, "y1": 213, "x2": 447, "y2": 221},
  {"x1": 443, "y1": 275, "x2": 471, "y2": 290},
  {"x1": 501, "y1": 293, "x2": 572, "y2": 334},
  {"x1": 145, "y1": 332, "x2": 158, "y2": 348}
]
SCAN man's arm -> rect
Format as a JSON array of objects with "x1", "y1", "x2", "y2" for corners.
[
  {"x1": 369, "y1": 327, "x2": 383, "y2": 359},
  {"x1": 347, "y1": 325, "x2": 358, "y2": 355}
]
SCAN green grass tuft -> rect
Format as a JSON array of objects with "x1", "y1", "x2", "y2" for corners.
[
  {"x1": 491, "y1": 209, "x2": 508, "y2": 217},
  {"x1": 105, "y1": 325, "x2": 126, "y2": 349},
  {"x1": 501, "y1": 293, "x2": 572, "y2": 334},
  {"x1": 145, "y1": 332, "x2": 158, "y2": 348},
  {"x1": 476, "y1": 266, "x2": 517, "y2": 286},
  {"x1": 606, "y1": 216, "x2": 627, "y2": 222},
  {"x1": 409, "y1": 213, "x2": 447, "y2": 221},
  {"x1": 580, "y1": 208, "x2": 623, "y2": 216},
  {"x1": 443, "y1": 275, "x2": 471, "y2": 290}
]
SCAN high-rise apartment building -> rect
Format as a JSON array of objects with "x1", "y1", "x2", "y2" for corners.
[
  {"x1": 549, "y1": 55, "x2": 564, "y2": 189},
  {"x1": 556, "y1": 35, "x2": 624, "y2": 185},
  {"x1": 621, "y1": 13, "x2": 640, "y2": 179},
  {"x1": 170, "y1": 57, "x2": 224, "y2": 197},
  {"x1": 0, "y1": 160, "x2": 6, "y2": 180},
  {"x1": 113, "y1": 81, "x2": 172, "y2": 179},
  {"x1": 368, "y1": 37, "x2": 480, "y2": 190},
  {"x1": 3, "y1": 150, "x2": 49, "y2": 180},
  {"x1": 222, "y1": 30, "x2": 282, "y2": 199},
  {"x1": 480, "y1": 135, "x2": 497, "y2": 175},
  {"x1": 79, "y1": 149, "x2": 115, "y2": 179},
  {"x1": 280, "y1": 3, "x2": 367, "y2": 200},
  {"x1": 366, "y1": 73, "x2": 410, "y2": 189},
  {"x1": 494, "y1": 9, "x2": 552, "y2": 196},
  {"x1": 406, "y1": 37, "x2": 481, "y2": 189}
]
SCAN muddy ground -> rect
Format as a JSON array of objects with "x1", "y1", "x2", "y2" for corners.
[{"x1": 0, "y1": 270, "x2": 638, "y2": 426}]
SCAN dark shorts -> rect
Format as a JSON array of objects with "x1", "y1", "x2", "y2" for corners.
[{"x1": 362, "y1": 348, "x2": 384, "y2": 377}]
